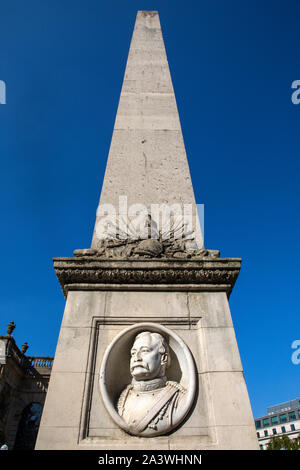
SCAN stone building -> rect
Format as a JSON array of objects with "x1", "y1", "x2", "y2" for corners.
[
  {"x1": 0, "y1": 322, "x2": 53, "y2": 450},
  {"x1": 255, "y1": 398, "x2": 300, "y2": 450}
]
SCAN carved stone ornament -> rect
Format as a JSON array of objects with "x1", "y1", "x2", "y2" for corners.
[
  {"x1": 74, "y1": 215, "x2": 219, "y2": 260},
  {"x1": 74, "y1": 241, "x2": 220, "y2": 260},
  {"x1": 99, "y1": 323, "x2": 196, "y2": 437},
  {"x1": 54, "y1": 256, "x2": 241, "y2": 298}
]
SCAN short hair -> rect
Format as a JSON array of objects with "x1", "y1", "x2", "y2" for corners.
[{"x1": 133, "y1": 331, "x2": 170, "y2": 369}]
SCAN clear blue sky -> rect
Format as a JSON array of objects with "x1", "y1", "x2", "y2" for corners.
[{"x1": 0, "y1": 0, "x2": 299, "y2": 419}]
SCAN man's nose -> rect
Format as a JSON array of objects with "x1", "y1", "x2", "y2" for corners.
[{"x1": 134, "y1": 350, "x2": 142, "y2": 360}]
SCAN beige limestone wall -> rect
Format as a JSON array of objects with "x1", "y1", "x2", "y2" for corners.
[{"x1": 36, "y1": 289, "x2": 259, "y2": 450}]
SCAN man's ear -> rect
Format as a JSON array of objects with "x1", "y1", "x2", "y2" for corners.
[{"x1": 161, "y1": 353, "x2": 168, "y2": 365}]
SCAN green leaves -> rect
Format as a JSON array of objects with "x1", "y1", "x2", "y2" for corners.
[{"x1": 267, "y1": 434, "x2": 300, "y2": 450}]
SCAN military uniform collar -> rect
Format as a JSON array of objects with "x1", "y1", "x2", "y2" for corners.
[{"x1": 131, "y1": 376, "x2": 167, "y2": 392}]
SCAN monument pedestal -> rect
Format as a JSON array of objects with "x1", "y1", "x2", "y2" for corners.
[
  {"x1": 36, "y1": 256, "x2": 258, "y2": 449},
  {"x1": 36, "y1": 10, "x2": 258, "y2": 450}
]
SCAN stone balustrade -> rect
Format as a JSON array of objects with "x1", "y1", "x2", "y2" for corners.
[{"x1": 26, "y1": 357, "x2": 54, "y2": 369}]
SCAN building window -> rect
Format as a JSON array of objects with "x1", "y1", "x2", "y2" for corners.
[
  {"x1": 288, "y1": 411, "x2": 296, "y2": 421},
  {"x1": 263, "y1": 418, "x2": 270, "y2": 427},
  {"x1": 272, "y1": 428, "x2": 277, "y2": 435},
  {"x1": 14, "y1": 402, "x2": 43, "y2": 450},
  {"x1": 279, "y1": 414, "x2": 287, "y2": 423},
  {"x1": 271, "y1": 416, "x2": 278, "y2": 425},
  {"x1": 281, "y1": 426, "x2": 286, "y2": 433},
  {"x1": 264, "y1": 430, "x2": 268, "y2": 437},
  {"x1": 259, "y1": 445, "x2": 264, "y2": 450},
  {"x1": 255, "y1": 420, "x2": 262, "y2": 429},
  {"x1": 291, "y1": 424, "x2": 295, "y2": 431},
  {"x1": 298, "y1": 410, "x2": 300, "y2": 419}
]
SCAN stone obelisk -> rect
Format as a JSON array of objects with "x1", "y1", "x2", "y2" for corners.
[
  {"x1": 90, "y1": 10, "x2": 202, "y2": 250},
  {"x1": 36, "y1": 11, "x2": 258, "y2": 450}
]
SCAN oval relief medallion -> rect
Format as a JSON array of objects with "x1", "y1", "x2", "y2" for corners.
[{"x1": 99, "y1": 322, "x2": 196, "y2": 437}]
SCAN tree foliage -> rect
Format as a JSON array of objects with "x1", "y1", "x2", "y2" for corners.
[{"x1": 267, "y1": 434, "x2": 300, "y2": 450}]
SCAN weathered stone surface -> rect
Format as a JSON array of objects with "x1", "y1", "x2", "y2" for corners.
[
  {"x1": 188, "y1": 291, "x2": 234, "y2": 328},
  {"x1": 53, "y1": 256, "x2": 241, "y2": 298},
  {"x1": 90, "y1": 11, "x2": 203, "y2": 249},
  {"x1": 36, "y1": 10, "x2": 258, "y2": 450},
  {"x1": 74, "y1": 241, "x2": 219, "y2": 260},
  {"x1": 38, "y1": 371, "x2": 85, "y2": 428},
  {"x1": 198, "y1": 326, "x2": 243, "y2": 372},
  {"x1": 37, "y1": 288, "x2": 259, "y2": 449},
  {"x1": 50, "y1": 326, "x2": 92, "y2": 373}
]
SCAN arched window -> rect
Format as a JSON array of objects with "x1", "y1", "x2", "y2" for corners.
[{"x1": 14, "y1": 402, "x2": 43, "y2": 450}]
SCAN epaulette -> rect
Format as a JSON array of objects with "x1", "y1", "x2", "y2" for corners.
[{"x1": 166, "y1": 381, "x2": 187, "y2": 394}]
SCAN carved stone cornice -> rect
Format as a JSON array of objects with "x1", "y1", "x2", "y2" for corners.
[{"x1": 53, "y1": 256, "x2": 241, "y2": 298}]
